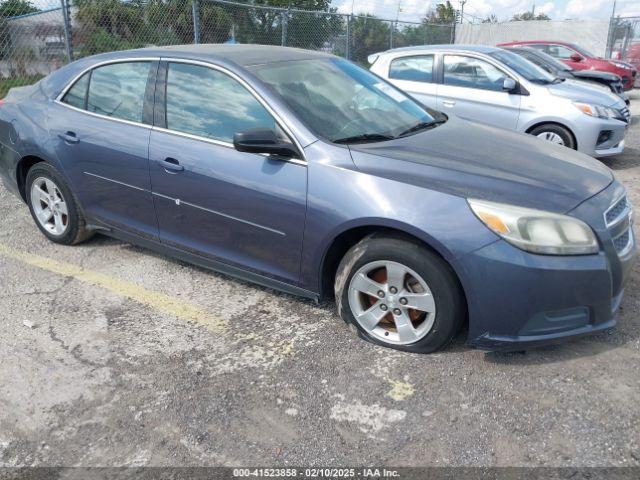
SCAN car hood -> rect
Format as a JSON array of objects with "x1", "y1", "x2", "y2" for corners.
[
  {"x1": 546, "y1": 79, "x2": 623, "y2": 107},
  {"x1": 571, "y1": 69, "x2": 620, "y2": 82},
  {"x1": 348, "y1": 117, "x2": 613, "y2": 214}
]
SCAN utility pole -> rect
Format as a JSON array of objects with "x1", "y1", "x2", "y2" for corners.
[{"x1": 459, "y1": 0, "x2": 466, "y2": 24}]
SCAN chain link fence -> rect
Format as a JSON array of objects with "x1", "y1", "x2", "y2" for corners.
[
  {"x1": 609, "y1": 16, "x2": 640, "y2": 86},
  {"x1": 0, "y1": 0, "x2": 455, "y2": 97}
]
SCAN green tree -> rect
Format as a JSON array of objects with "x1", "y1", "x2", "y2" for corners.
[
  {"x1": 511, "y1": 11, "x2": 551, "y2": 21},
  {"x1": 0, "y1": 0, "x2": 39, "y2": 61},
  {"x1": 426, "y1": 1, "x2": 456, "y2": 25},
  {"x1": 0, "y1": 0, "x2": 38, "y2": 18},
  {"x1": 349, "y1": 14, "x2": 390, "y2": 65}
]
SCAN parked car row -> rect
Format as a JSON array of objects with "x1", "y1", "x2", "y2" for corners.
[
  {"x1": 369, "y1": 44, "x2": 631, "y2": 158},
  {"x1": 0, "y1": 44, "x2": 636, "y2": 354},
  {"x1": 499, "y1": 40, "x2": 637, "y2": 91},
  {"x1": 504, "y1": 46, "x2": 629, "y2": 105}
]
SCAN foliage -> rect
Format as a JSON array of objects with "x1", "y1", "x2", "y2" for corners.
[
  {"x1": 511, "y1": 11, "x2": 551, "y2": 21},
  {"x1": 0, "y1": 73, "x2": 42, "y2": 98},
  {"x1": 74, "y1": 0, "x2": 232, "y2": 56},
  {"x1": 426, "y1": 1, "x2": 456, "y2": 25},
  {"x1": 0, "y1": 0, "x2": 38, "y2": 18},
  {"x1": 347, "y1": 14, "x2": 390, "y2": 65},
  {"x1": 482, "y1": 14, "x2": 498, "y2": 23}
]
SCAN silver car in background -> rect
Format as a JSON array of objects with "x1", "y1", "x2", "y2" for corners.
[{"x1": 369, "y1": 45, "x2": 630, "y2": 158}]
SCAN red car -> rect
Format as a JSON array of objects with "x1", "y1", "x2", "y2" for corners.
[{"x1": 498, "y1": 40, "x2": 638, "y2": 90}]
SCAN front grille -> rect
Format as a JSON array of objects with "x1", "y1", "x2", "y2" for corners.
[
  {"x1": 605, "y1": 195, "x2": 629, "y2": 226},
  {"x1": 604, "y1": 195, "x2": 634, "y2": 257}
]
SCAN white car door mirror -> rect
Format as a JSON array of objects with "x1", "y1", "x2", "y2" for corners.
[{"x1": 503, "y1": 77, "x2": 517, "y2": 92}]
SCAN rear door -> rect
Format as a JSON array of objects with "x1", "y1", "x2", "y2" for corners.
[
  {"x1": 384, "y1": 54, "x2": 438, "y2": 109},
  {"x1": 51, "y1": 60, "x2": 158, "y2": 239},
  {"x1": 148, "y1": 60, "x2": 307, "y2": 284},
  {"x1": 436, "y1": 54, "x2": 520, "y2": 130}
]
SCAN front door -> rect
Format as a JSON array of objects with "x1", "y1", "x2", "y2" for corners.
[
  {"x1": 149, "y1": 61, "x2": 307, "y2": 284},
  {"x1": 436, "y1": 54, "x2": 521, "y2": 130},
  {"x1": 51, "y1": 60, "x2": 158, "y2": 239}
]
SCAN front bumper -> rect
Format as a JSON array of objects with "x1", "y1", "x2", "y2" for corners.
[
  {"x1": 574, "y1": 116, "x2": 627, "y2": 158},
  {"x1": 461, "y1": 181, "x2": 637, "y2": 351}
]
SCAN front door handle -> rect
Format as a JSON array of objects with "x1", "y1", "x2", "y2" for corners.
[
  {"x1": 442, "y1": 100, "x2": 456, "y2": 108},
  {"x1": 161, "y1": 157, "x2": 184, "y2": 173},
  {"x1": 58, "y1": 131, "x2": 79, "y2": 144}
]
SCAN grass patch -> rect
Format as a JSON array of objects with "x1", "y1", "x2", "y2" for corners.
[{"x1": 0, "y1": 75, "x2": 44, "y2": 99}]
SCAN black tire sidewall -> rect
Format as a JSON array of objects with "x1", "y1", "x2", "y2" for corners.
[
  {"x1": 335, "y1": 236, "x2": 465, "y2": 353},
  {"x1": 26, "y1": 163, "x2": 83, "y2": 245},
  {"x1": 530, "y1": 124, "x2": 575, "y2": 150}
]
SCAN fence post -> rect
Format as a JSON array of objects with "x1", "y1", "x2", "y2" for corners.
[
  {"x1": 192, "y1": 0, "x2": 201, "y2": 44},
  {"x1": 346, "y1": 14, "x2": 351, "y2": 60},
  {"x1": 450, "y1": 21, "x2": 456, "y2": 44},
  {"x1": 60, "y1": 0, "x2": 73, "y2": 62},
  {"x1": 281, "y1": 9, "x2": 289, "y2": 46},
  {"x1": 389, "y1": 21, "x2": 394, "y2": 49}
]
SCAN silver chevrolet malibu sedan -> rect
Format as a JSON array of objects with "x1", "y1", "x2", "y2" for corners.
[{"x1": 370, "y1": 45, "x2": 630, "y2": 158}]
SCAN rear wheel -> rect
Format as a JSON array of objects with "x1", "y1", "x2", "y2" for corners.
[
  {"x1": 334, "y1": 235, "x2": 465, "y2": 353},
  {"x1": 26, "y1": 163, "x2": 93, "y2": 245},
  {"x1": 529, "y1": 124, "x2": 576, "y2": 149}
]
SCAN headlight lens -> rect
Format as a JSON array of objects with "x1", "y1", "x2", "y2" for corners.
[
  {"x1": 573, "y1": 102, "x2": 618, "y2": 119},
  {"x1": 468, "y1": 199, "x2": 599, "y2": 255}
]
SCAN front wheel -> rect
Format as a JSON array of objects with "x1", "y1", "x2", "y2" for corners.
[
  {"x1": 529, "y1": 124, "x2": 576, "y2": 150},
  {"x1": 334, "y1": 235, "x2": 465, "y2": 353}
]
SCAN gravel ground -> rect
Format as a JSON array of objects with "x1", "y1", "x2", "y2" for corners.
[{"x1": 0, "y1": 92, "x2": 639, "y2": 469}]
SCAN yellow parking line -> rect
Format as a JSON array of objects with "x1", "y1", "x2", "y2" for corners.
[{"x1": 0, "y1": 243, "x2": 227, "y2": 332}]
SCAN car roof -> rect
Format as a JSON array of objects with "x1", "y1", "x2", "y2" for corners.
[
  {"x1": 380, "y1": 44, "x2": 504, "y2": 56},
  {"x1": 118, "y1": 44, "x2": 334, "y2": 67}
]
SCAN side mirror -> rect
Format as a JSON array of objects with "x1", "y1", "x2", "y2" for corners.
[
  {"x1": 233, "y1": 128, "x2": 298, "y2": 158},
  {"x1": 502, "y1": 77, "x2": 517, "y2": 92},
  {"x1": 570, "y1": 53, "x2": 583, "y2": 62}
]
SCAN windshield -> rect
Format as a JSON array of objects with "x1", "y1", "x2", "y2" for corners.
[
  {"x1": 250, "y1": 58, "x2": 439, "y2": 143},
  {"x1": 489, "y1": 50, "x2": 557, "y2": 83}
]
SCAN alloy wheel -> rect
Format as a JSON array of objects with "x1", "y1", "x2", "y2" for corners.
[
  {"x1": 347, "y1": 260, "x2": 436, "y2": 345},
  {"x1": 30, "y1": 177, "x2": 69, "y2": 236}
]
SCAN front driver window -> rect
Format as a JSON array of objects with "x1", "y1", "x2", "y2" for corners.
[
  {"x1": 546, "y1": 45, "x2": 577, "y2": 60},
  {"x1": 443, "y1": 55, "x2": 507, "y2": 91},
  {"x1": 165, "y1": 62, "x2": 276, "y2": 144}
]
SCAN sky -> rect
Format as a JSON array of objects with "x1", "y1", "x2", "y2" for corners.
[{"x1": 333, "y1": 0, "x2": 640, "y2": 23}]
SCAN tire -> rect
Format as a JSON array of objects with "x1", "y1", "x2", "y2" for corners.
[
  {"x1": 26, "y1": 162, "x2": 93, "y2": 245},
  {"x1": 334, "y1": 234, "x2": 465, "y2": 353},
  {"x1": 528, "y1": 124, "x2": 576, "y2": 150}
]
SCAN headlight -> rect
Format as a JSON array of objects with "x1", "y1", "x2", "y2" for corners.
[
  {"x1": 573, "y1": 102, "x2": 618, "y2": 119},
  {"x1": 468, "y1": 199, "x2": 599, "y2": 255}
]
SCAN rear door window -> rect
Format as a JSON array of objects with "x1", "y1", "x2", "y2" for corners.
[
  {"x1": 443, "y1": 55, "x2": 507, "y2": 91},
  {"x1": 86, "y1": 62, "x2": 151, "y2": 122},
  {"x1": 389, "y1": 55, "x2": 435, "y2": 83}
]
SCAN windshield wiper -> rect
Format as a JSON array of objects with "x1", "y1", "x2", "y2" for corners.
[
  {"x1": 333, "y1": 133, "x2": 396, "y2": 144},
  {"x1": 397, "y1": 120, "x2": 445, "y2": 138}
]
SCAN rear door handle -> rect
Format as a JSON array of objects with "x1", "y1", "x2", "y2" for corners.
[
  {"x1": 58, "y1": 131, "x2": 79, "y2": 144},
  {"x1": 442, "y1": 100, "x2": 456, "y2": 108},
  {"x1": 160, "y1": 157, "x2": 184, "y2": 173}
]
